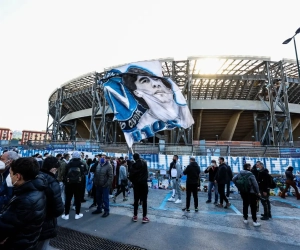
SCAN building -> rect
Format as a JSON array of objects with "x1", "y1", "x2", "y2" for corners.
[{"x1": 46, "y1": 56, "x2": 300, "y2": 148}]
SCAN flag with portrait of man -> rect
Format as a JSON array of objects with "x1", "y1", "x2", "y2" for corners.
[{"x1": 100, "y1": 61, "x2": 194, "y2": 148}]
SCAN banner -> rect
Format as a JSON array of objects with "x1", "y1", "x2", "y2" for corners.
[
  {"x1": 100, "y1": 61, "x2": 194, "y2": 147},
  {"x1": 10, "y1": 149, "x2": 300, "y2": 175}
]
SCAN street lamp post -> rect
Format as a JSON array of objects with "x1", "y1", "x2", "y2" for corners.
[{"x1": 283, "y1": 27, "x2": 300, "y2": 79}]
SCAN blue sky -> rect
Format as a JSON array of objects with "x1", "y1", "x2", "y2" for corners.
[{"x1": 0, "y1": 0, "x2": 299, "y2": 131}]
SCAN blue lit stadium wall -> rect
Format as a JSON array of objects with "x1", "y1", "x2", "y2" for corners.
[{"x1": 14, "y1": 150, "x2": 300, "y2": 175}]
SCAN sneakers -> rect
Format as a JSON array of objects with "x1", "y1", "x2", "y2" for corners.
[
  {"x1": 61, "y1": 214, "x2": 69, "y2": 220},
  {"x1": 75, "y1": 213, "x2": 83, "y2": 220},
  {"x1": 182, "y1": 208, "x2": 190, "y2": 212},
  {"x1": 243, "y1": 219, "x2": 248, "y2": 224},
  {"x1": 206, "y1": 200, "x2": 211, "y2": 203},
  {"x1": 92, "y1": 210, "x2": 102, "y2": 214},
  {"x1": 174, "y1": 199, "x2": 182, "y2": 204},
  {"x1": 142, "y1": 217, "x2": 150, "y2": 223},
  {"x1": 261, "y1": 216, "x2": 269, "y2": 220},
  {"x1": 195, "y1": 208, "x2": 199, "y2": 212},
  {"x1": 224, "y1": 202, "x2": 231, "y2": 209},
  {"x1": 123, "y1": 198, "x2": 128, "y2": 201},
  {"x1": 132, "y1": 215, "x2": 138, "y2": 222},
  {"x1": 213, "y1": 201, "x2": 218, "y2": 205},
  {"x1": 253, "y1": 221, "x2": 261, "y2": 227},
  {"x1": 102, "y1": 212, "x2": 109, "y2": 218},
  {"x1": 168, "y1": 197, "x2": 175, "y2": 202},
  {"x1": 89, "y1": 203, "x2": 96, "y2": 209},
  {"x1": 109, "y1": 195, "x2": 114, "y2": 198},
  {"x1": 215, "y1": 203, "x2": 223, "y2": 208}
]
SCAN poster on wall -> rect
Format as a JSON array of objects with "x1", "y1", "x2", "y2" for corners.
[{"x1": 100, "y1": 61, "x2": 194, "y2": 147}]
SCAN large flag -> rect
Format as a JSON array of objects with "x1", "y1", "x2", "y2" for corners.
[{"x1": 100, "y1": 61, "x2": 194, "y2": 147}]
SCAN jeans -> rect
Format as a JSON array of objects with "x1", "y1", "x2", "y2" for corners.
[
  {"x1": 260, "y1": 190, "x2": 271, "y2": 216},
  {"x1": 133, "y1": 183, "x2": 148, "y2": 217},
  {"x1": 207, "y1": 181, "x2": 218, "y2": 202},
  {"x1": 64, "y1": 183, "x2": 81, "y2": 215},
  {"x1": 96, "y1": 186, "x2": 110, "y2": 212},
  {"x1": 240, "y1": 193, "x2": 258, "y2": 222},
  {"x1": 218, "y1": 183, "x2": 229, "y2": 205},
  {"x1": 171, "y1": 178, "x2": 181, "y2": 200},
  {"x1": 186, "y1": 183, "x2": 198, "y2": 209}
]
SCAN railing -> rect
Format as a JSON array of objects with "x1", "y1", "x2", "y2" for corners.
[{"x1": 1, "y1": 139, "x2": 299, "y2": 158}]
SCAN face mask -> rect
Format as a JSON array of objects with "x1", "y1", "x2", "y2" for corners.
[
  {"x1": 6, "y1": 174, "x2": 17, "y2": 187},
  {"x1": 0, "y1": 161, "x2": 5, "y2": 170},
  {"x1": 100, "y1": 158, "x2": 105, "y2": 164},
  {"x1": 173, "y1": 159, "x2": 176, "y2": 162}
]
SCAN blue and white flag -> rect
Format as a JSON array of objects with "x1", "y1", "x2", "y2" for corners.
[{"x1": 100, "y1": 61, "x2": 194, "y2": 147}]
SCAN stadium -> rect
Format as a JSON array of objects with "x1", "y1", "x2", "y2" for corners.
[{"x1": 46, "y1": 56, "x2": 300, "y2": 156}]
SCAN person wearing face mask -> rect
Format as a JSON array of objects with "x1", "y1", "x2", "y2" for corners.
[
  {"x1": 92, "y1": 155, "x2": 113, "y2": 218},
  {"x1": 0, "y1": 151, "x2": 19, "y2": 210},
  {"x1": 167, "y1": 155, "x2": 182, "y2": 204},
  {"x1": 0, "y1": 157, "x2": 47, "y2": 250},
  {"x1": 204, "y1": 160, "x2": 219, "y2": 204}
]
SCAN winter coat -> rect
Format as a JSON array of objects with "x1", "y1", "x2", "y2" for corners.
[
  {"x1": 0, "y1": 175, "x2": 47, "y2": 250},
  {"x1": 129, "y1": 159, "x2": 148, "y2": 185},
  {"x1": 0, "y1": 167, "x2": 13, "y2": 209},
  {"x1": 215, "y1": 163, "x2": 229, "y2": 184},
  {"x1": 94, "y1": 161, "x2": 113, "y2": 188},
  {"x1": 183, "y1": 162, "x2": 200, "y2": 185},
  {"x1": 232, "y1": 170, "x2": 259, "y2": 194},
  {"x1": 39, "y1": 171, "x2": 64, "y2": 241},
  {"x1": 57, "y1": 159, "x2": 68, "y2": 182},
  {"x1": 257, "y1": 168, "x2": 270, "y2": 193},
  {"x1": 251, "y1": 166, "x2": 259, "y2": 181}
]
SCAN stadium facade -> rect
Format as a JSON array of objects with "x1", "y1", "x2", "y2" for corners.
[{"x1": 46, "y1": 56, "x2": 300, "y2": 150}]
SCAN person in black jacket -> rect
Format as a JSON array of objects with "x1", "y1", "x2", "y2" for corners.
[
  {"x1": 62, "y1": 151, "x2": 85, "y2": 220},
  {"x1": 129, "y1": 153, "x2": 149, "y2": 223},
  {"x1": 0, "y1": 157, "x2": 47, "y2": 250},
  {"x1": 256, "y1": 161, "x2": 272, "y2": 220},
  {"x1": 215, "y1": 157, "x2": 231, "y2": 208},
  {"x1": 204, "y1": 160, "x2": 219, "y2": 204},
  {"x1": 37, "y1": 156, "x2": 64, "y2": 250},
  {"x1": 182, "y1": 157, "x2": 200, "y2": 212}
]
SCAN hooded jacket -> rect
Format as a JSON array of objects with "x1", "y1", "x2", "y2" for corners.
[
  {"x1": 168, "y1": 160, "x2": 182, "y2": 179},
  {"x1": 0, "y1": 175, "x2": 47, "y2": 250},
  {"x1": 183, "y1": 161, "x2": 200, "y2": 185},
  {"x1": 232, "y1": 170, "x2": 259, "y2": 194},
  {"x1": 39, "y1": 171, "x2": 64, "y2": 241},
  {"x1": 129, "y1": 158, "x2": 148, "y2": 185}
]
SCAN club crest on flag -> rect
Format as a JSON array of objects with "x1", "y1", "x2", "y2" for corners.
[{"x1": 100, "y1": 61, "x2": 194, "y2": 147}]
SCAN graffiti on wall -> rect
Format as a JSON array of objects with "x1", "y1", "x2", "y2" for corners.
[{"x1": 9, "y1": 149, "x2": 300, "y2": 175}]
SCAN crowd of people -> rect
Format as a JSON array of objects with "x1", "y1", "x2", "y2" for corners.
[{"x1": 0, "y1": 149, "x2": 299, "y2": 249}]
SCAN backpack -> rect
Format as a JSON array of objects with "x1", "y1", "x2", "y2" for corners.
[
  {"x1": 268, "y1": 174, "x2": 277, "y2": 189},
  {"x1": 235, "y1": 173, "x2": 252, "y2": 193},
  {"x1": 66, "y1": 160, "x2": 83, "y2": 184}
]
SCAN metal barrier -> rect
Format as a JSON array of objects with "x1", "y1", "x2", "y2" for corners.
[{"x1": 1, "y1": 140, "x2": 299, "y2": 158}]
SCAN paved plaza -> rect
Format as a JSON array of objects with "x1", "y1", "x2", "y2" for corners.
[{"x1": 54, "y1": 188, "x2": 300, "y2": 250}]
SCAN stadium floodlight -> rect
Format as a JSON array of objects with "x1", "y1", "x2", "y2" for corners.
[{"x1": 282, "y1": 27, "x2": 300, "y2": 79}]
